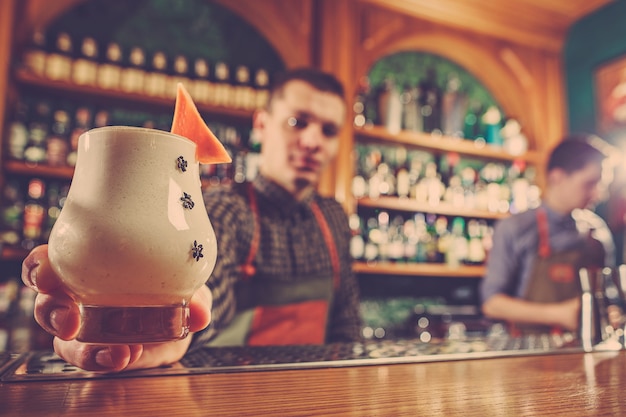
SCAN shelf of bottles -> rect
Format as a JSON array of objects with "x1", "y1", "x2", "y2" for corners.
[
  {"x1": 0, "y1": 278, "x2": 52, "y2": 352},
  {"x1": 350, "y1": 66, "x2": 541, "y2": 278},
  {"x1": 0, "y1": 31, "x2": 268, "y2": 263},
  {"x1": 18, "y1": 30, "x2": 270, "y2": 118}
]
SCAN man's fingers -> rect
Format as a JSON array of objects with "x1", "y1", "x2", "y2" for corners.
[
  {"x1": 53, "y1": 339, "x2": 143, "y2": 372},
  {"x1": 34, "y1": 292, "x2": 81, "y2": 340},
  {"x1": 21, "y1": 245, "x2": 64, "y2": 293},
  {"x1": 188, "y1": 285, "x2": 212, "y2": 332}
]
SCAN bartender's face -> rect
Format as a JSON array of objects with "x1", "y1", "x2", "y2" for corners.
[
  {"x1": 253, "y1": 80, "x2": 346, "y2": 196},
  {"x1": 555, "y1": 162, "x2": 605, "y2": 210}
]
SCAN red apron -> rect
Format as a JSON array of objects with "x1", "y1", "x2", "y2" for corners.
[
  {"x1": 512, "y1": 208, "x2": 605, "y2": 334},
  {"x1": 209, "y1": 183, "x2": 340, "y2": 346}
]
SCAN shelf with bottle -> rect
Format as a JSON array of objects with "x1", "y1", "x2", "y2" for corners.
[
  {"x1": 14, "y1": 67, "x2": 254, "y2": 123},
  {"x1": 17, "y1": 29, "x2": 272, "y2": 121},
  {"x1": 0, "y1": 177, "x2": 70, "y2": 261},
  {"x1": 352, "y1": 262, "x2": 485, "y2": 278},
  {"x1": 354, "y1": 125, "x2": 540, "y2": 165},
  {"x1": 12, "y1": 25, "x2": 270, "y2": 120},
  {"x1": 2, "y1": 90, "x2": 255, "y2": 177},
  {"x1": 353, "y1": 142, "x2": 539, "y2": 222},
  {"x1": 1, "y1": 92, "x2": 260, "y2": 262},
  {"x1": 349, "y1": 206, "x2": 493, "y2": 279},
  {"x1": 357, "y1": 196, "x2": 507, "y2": 221}
]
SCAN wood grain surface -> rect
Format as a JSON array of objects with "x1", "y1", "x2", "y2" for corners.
[{"x1": 1, "y1": 351, "x2": 625, "y2": 416}]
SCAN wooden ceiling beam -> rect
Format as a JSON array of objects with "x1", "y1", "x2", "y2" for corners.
[{"x1": 358, "y1": 0, "x2": 614, "y2": 52}]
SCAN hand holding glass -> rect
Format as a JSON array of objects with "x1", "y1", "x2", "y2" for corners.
[{"x1": 48, "y1": 126, "x2": 217, "y2": 343}]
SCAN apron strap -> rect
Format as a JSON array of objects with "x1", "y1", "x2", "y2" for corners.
[
  {"x1": 310, "y1": 201, "x2": 341, "y2": 290},
  {"x1": 240, "y1": 183, "x2": 341, "y2": 290},
  {"x1": 536, "y1": 207, "x2": 551, "y2": 258},
  {"x1": 241, "y1": 182, "x2": 260, "y2": 279}
]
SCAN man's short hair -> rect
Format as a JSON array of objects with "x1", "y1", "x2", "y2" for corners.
[
  {"x1": 547, "y1": 134, "x2": 614, "y2": 174},
  {"x1": 266, "y1": 67, "x2": 345, "y2": 108}
]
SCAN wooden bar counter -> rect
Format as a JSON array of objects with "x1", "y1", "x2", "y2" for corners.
[{"x1": 1, "y1": 350, "x2": 625, "y2": 416}]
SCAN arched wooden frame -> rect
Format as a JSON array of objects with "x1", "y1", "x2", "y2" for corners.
[
  {"x1": 358, "y1": 32, "x2": 534, "y2": 148},
  {"x1": 15, "y1": 0, "x2": 312, "y2": 67}
]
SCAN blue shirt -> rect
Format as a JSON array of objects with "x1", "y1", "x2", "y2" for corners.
[{"x1": 480, "y1": 204, "x2": 615, "y2": 302}]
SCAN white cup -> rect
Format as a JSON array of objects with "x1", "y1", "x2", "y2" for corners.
[{"x1": 48, "y1": 126, "x2": 217, "y2": 343}]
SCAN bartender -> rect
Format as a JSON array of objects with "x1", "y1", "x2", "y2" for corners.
[
  {"x1": 20, "y1": 67, "x2": 361, "y2": 372},
  {"x1": 480, "y1": 135, "x2": 617, "y2": 334}
]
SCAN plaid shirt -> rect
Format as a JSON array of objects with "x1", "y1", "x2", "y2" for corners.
[{"x1": 190, "y1": 174, "x2": 362, "y2": 349}]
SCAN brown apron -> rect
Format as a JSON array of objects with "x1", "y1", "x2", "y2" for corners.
[
  {"x1": 513, "y1": 208, "x2": 605, "y2": 335},
  {"x1": 209, "y1": 183, "x2": 340, "y2": 346}
]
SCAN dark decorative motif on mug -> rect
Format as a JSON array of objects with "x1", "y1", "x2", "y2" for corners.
[
  {"x1": 181, "y1": 192, "x2": 195, "y2": 209},
  {"x1": 192, "y1": 240, "x2": 204, "y2": 262},
  {"x1": 176, "y1": 155, "x2": 188, "y2": 172}
]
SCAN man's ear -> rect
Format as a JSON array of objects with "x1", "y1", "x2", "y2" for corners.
[
  {"x1": 252, "y1": 109, "x2": 267, "y2": 132},
  {"x1": 547, "y1": 168, "x2": 566, "y2": 185}
]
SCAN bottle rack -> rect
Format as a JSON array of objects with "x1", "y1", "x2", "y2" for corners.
[
  {"x1": 0, "y1": 69, "x2": 259, "y2": 263},
  {"x1": 13, "y1": 68, "x2": 255, "y2": 122},
  {"x1": 351, "y1": 125, "x2": 540, "y2": 279}
]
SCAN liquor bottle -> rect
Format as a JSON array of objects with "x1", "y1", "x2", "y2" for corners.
[
  {"x1": 67, "y1": 106, "x2": 92, "y2": 167},
  {"x1": 352, "y1": 145, "x2": 368, "y2": 199},
  {"x1": 21, "y1": 29, "x2": 47, "y2": 77},
  {"x1": 465, "y1": 219, "x2": 486, "y2": 265},
  {"x1": 434, "y1": 215, "x2": 450, "y2": 263},
  {"x1": 376, "y1": 210, "x2": 391, "y2": 261},
  {"x1": 46, "y1": 108, "x2": 71, "y2": 167},
  {"x1": 418, "y1": 161, "x2": 444, "y2": 206},
  {"x1": 441, "y1": 73, "x2": 468, "y2": 137},
  {"x1": 232, "y1": 150, "x2": 247, "y2": 184},
  {"x1": 234, "y1": 65, "x2": 255, "y2": 110},
  {"x1": 402, "y1": 85, "x2": 423, "y2": 132},
  {"x1": 191, "y1": 57, "x2": 213, "y2": 105},
  {"x1": 213, "y1": 61, "x2": 232, "y2": 107},
  {"x1": 463, "y1": 100, "x2": 483, "y2": 140},
  {"x1": 41, "y1": 181, "x2": 62, "y2": 243},
  {"x1": 446, "y1": 217, "x2": 469, "y2": 267},
  {"x1": 97, "y1": 42, "x2": 123, "y2": 90},
  {"x1": 394, "y1": 147, "x2": 410, "y2": 198},
  {"x1": 9, "y1": 286, "x2": 37, "y2": 353},
  {"x1": 419, "y1": 68, "x2": 442, "y2": 134},
  {"x1": 72, "y1": 37, "x2": 99, "y2": 86},
  {"x1": 254, "y1": 68, "x2": 270, "y2": 109},
  {"x1": 348, "y1": 213, "x2": 365, "y2": 261},
  {"x1": 353, "y1": 79, "x2": 368, "y2": 128},
  {"x1": 424, "y1": 213, "x2": 439, "y2": 263},
  {"x1": 120, "y1": 46, "x2": 147, "y2": 93},
  {"x1": 482, "y1": 106, "x2": 503, "y2": 146},
  {"x1": 45, "y1": 32, "x2": 73, "y2": 82},
  {"x1": 144, "y1": 51, "x2": 169, "y2": 97},
  {"x1": 23, "y1": 100, "x2": 51, "y2": 164},
  {"x1": 363, "y1": 216, "x2": 380, "y2": 262},
  {"x1": 354, "y1": 76, "x2": 377, "y2": 128},
  {"x1": 0, "y1": 179, "x2": 25, "y2": 248},
  {"x1": 93, "y1": 109, "x2": 110, "y2": 128},
  {"x1": 21, "y1": 178, "x2": 46, "y2": 250},
  {"x1": 387, "y1": 215, "x2": 406, "y2": 262},
  {"x1": 413, "y1": 213, "x2": 428, "y2": 263},
  {"x1": 402, "y1": 217, "x2": 419, "y2": 262},
  {"x1": 168, "y1": 55, "x2": 191, "y2": 99},
  {"x1": 6, "y1": 98, "x2": 29, "y2": 161},
  {"x1": 377, "y1": 78, "x2": 402, "y2": 133},
  {"x1": 0, "y1": 281, "x2": 18, "y2": 352}
]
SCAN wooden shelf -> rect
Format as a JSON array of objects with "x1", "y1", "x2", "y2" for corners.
[
  {"x1": 353, "y1": 261, "x2": 485, "y2": 278},
  {"x1": 3, "y1": 160, "x2": 74, "y2": 180},
  {"x1": 357, "y1": 196, "x2": 509, "y2": 220},
  {"x1": 354, "y1": 125, "x2": 540, "y2": 165},
  {"x1": 14, "y1": 68, "x2": 254, "y2": 122}
]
